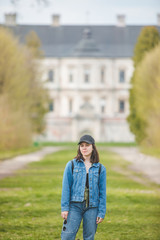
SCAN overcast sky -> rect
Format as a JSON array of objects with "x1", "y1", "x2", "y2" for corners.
[{"x1": 0, "y1": 0, "x2": 160, "y2": 25}]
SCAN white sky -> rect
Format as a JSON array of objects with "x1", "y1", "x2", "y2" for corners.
[{"x1": 0, "y1": 0, "x2": 160, "y2": 25}]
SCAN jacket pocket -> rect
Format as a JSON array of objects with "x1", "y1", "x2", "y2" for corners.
[
  {"x1": 73, "y1": 168, "x2": 82, "y2": 175},
  {"x1": 93, "y1": 172, "x2": 99, "y2": 184}
]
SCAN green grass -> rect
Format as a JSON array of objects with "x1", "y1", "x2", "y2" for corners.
[
  {"x1": 41, "y1": 141, "x2": 137, "y2": 147},
  {"x1": 140, "y1": 146, "x2": 160, "y2": 159},
  {"x1": 0, "y1": 148, "x2": 160, "y2": 240}
]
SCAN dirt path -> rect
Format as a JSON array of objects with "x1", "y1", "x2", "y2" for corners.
[
  {"x1": 107, "y1": 147, "x2": 160, "y2": 185},
  {"x1": 0, "y1": 146, "x2": 63, "y2": 180},
  {"x1": 1, "y1": 146, "x2": 160, "y2": 185}
]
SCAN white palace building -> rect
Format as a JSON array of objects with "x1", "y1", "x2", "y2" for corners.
[{"x1": 3, "y1": 14, "x2": 160, "y2": 142}]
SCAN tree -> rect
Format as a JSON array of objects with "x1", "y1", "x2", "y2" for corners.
[
  {"x1": 0, "y1": 27, "x2": 49, "y2": 150},
  {"x1": 127, "y1": 26, "x2": 160, "y2": 143},
  {"x1": 0, "y1": 95, "x2": 32, "y2": 150},
  {"x1": 134, "y1": 43, "x2": 160, "y2": 147},
  {"x1": 25, "y1": 31, "x2": 43, "y2": 58},
  {"x1": 25, "y1": 31, "x2": 49, "y2": 133},
  {"x1": 133, "y1": 26, "x2": 160, "y2": 67}
]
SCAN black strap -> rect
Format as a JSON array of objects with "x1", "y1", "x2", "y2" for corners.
[
  {"x1": 71, "y1": 160, "x2": 74, "y2": 174},
  {"x1": 99, "y1": 163, "x2": 102, "y2": 175}
]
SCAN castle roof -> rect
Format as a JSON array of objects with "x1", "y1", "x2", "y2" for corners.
[{"x1": 5, "y1": 24, "x2": 160, "y2": 58}]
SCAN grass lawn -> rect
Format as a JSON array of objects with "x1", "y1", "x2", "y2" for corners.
[
  {"x1": 41, "y1": 141, "x2": 137, "y2": 147},
  {"x1": 0, "y1": 147, "x2": 159, "y2": 240},
  {"x1": 140, "y1": 147, "x2": 160, "y2": 159}
]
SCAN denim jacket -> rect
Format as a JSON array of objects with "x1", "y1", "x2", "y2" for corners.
[{"x1": 61, "y1": 158, "x2": 107, "y2": 219}]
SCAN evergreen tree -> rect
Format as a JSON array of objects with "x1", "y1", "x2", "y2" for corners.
[{"x1": 127, "y1": 26, "x2": 160, "y2": 143}]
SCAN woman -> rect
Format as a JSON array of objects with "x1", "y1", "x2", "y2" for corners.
[{"x1": 61, "y1": 134, "x2": 107, "y2": 240}]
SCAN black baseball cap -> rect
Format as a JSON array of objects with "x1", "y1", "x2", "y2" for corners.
[{"x1": 78, "y1": 135, "x2": 95, "y2": 145}]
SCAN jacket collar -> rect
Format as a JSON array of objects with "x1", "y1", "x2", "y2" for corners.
[
  {"x1": 78, "y1": 158, "x2": 100, "y2": 168},
  {"x1": 92, "y1": 162, "x2": 100, "y2": 168}
]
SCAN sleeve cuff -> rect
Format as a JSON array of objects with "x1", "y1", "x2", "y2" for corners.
[
  {"x1": 97, "y1": 212, "x2": 105, "y2": 219},
  {"x1": 61, "y1": 206, "x2": 69, "y2": 212}
]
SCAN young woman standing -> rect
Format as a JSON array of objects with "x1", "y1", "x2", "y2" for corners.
[{"x1": 61, "y1": 135, "x2": 107, "y2": 240}]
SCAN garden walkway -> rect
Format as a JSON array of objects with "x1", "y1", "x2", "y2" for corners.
[
  {"x1": 107, "y1": 147, "x2": 160, "y2": 185},
  {"x1": 0, "y1": 146, "x2": 63, "y2": 180}
]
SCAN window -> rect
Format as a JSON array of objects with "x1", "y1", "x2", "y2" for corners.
[
  {"x1": 48, "y1": 70, "x2": 54, "y2": 82},
  {"x1": 49, "y1": 101, "x2": 54, "y2": 112},
  {"x1": 100, "y1": 98, "x2": 106, "y2": 113},
  {"x1": 100, "y1": 68, "x2": 105, "y2": 83},
  {"x1": 84, "y1": 69, "x2": 90, "y2": 83},
  {"x1": 69, "y1": 73, "x2": 73, "y2": 83},
  {"x1": 101, "y1": 105, "x2": 105, "y2": 113},
  {"x1": 68, "y1": 68, "x2": 74, "y2": 83},
  {"x1": 119, "y1": 100, "x2": 125, "y2": 113},
  {"x1": 119, "y1": 70, "x2": 125, "y2": 83},
  {"x1": 69, "y1": 99, "x2": 73, "y2": 113}
]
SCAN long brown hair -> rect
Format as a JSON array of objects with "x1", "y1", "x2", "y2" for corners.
[{"x1": 75, "y1": 144, "x2": 99, "y2": 163}]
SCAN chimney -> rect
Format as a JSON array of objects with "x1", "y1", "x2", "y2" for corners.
[
  {"x1": 5, "y1": 13, "x2": 17, "y2": 26},
  {"x1": 157, "y1": 13, "x2": 160, "y2": 26},
  {"x1": 117, "y1": 14, "x2": 126, "y2": 27},
  {"x1": 52, "y1": 14, "x2": 60, "y2": 27}
]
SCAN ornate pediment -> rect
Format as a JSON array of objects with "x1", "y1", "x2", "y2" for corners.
[{"x1": 76, "y1": 101, "x2": 99, "y2": 119}]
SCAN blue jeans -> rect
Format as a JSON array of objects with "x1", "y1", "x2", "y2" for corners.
[{"x1": 61, "y1": 201, "x2": 98, "y2": 240}]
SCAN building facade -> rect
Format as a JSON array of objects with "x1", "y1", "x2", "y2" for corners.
[{"x1": 41, "y1": 55, "x2": 134, "y2": 142}]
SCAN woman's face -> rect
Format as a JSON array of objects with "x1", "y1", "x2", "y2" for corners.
[{"x1": 79, "y1": 142, "x2": 93, "y2": 158}]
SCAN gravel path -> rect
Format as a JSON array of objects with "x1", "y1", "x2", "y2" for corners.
[
  {"x1": 0, "y1": 146, "x2": 63, "y2": 180},
  {"x1": 107, "y1": 147, "x2": 160, "y2": 185}
]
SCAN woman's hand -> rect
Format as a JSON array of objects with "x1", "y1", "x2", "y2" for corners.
[
  {"x1": 61, "y1": 211, "x2": 69, "y2": 220},
  {"x1": 96, "y1": 217, "x2": 104, "y2": 224}
]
